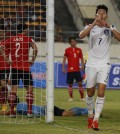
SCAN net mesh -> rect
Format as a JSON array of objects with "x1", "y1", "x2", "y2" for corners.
[{"x1": 0, "y1": 0, "x2": 47, "y2": 123}]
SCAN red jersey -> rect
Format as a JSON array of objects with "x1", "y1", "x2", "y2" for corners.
[
  {"x1": 64, "y1": 47, "x2": 83, "y2": 72},
  {"x1": 5, "y1": 34, "x2": 34, "y2": 71},
  {"x1": 0, "y1": 40, "x2": 10, "y2": 70}
]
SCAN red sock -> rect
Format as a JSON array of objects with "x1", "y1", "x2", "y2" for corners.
[
  {"x1": 68, "y1": 87, "x2": 73, "y2": 98},
  {"x1": 0, "y1": 90, "x2": 4, "y2": 105},
  {"x1": 8, "y1": 92, "x2": 16, "y2": 111},
  {"x1": 1, "y1": 86, "x2": 8, "y2": 104},
  {"x1": 79, "y1": 87, "x2": 84, "y2": 99},
  {"x1": 26, "y1": 91, "x2": 34, "y2": 114}
]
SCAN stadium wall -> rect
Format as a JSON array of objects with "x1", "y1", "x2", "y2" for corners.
[
  {"x1": 64, "y1": 0, "x2": 84, "y2": 30},
  {"x1": 76, "y1": 0, "x2": 120, "y2": 30},
  {"x1": 31, "y1": 42, "x2": 120, "y2": 63}
]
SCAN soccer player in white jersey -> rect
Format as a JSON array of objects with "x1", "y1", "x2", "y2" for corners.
[{"x1": 79, "y1": 4, "x2": 120, "y2": 130}]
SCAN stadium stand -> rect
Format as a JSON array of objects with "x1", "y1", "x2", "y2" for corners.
[
  {"x1": 1, "y1": 0, "x2": 120, "y2": 43},
  {"x1": 0, "y1": 0, "x2": 47, "y2": 41},
  {"x1": 0, "y1": 0, "x2": 84, "y2": 42},
  {"x1": 76, "y1": 0, "x2": 120, "y2": 28},
  {"x1": 113, "y1": 0, "x2": 120, "y2": 11},
  {"x1": 55, "y1": 0, "x2": 79, "y2": 42},
  {"x1": 111, "y1": 0, "x2": 120, "y2": 17}
]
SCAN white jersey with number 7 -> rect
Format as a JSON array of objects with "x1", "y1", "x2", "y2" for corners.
[{"x1": 85, "y1": 25, "x2": 112, "y2": 67}]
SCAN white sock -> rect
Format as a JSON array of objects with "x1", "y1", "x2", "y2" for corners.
[
  {"x1": 7, "y1": 84, "x2": 12, "y2": 93},
  {"x1": 86, "y1": 94, "x2": 94, "y2": 118},
  {"x1": 94, "y1": 96, "x2": 105, "y2": 121}
]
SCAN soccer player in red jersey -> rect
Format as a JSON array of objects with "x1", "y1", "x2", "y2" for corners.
[
  {"x1": 0, "y1": 26, "x2": 10, "y2": 112},
  {"x1": 62, "y1": 37, "x2": 85, "y2": 102},
  {"x1": 5, "y1": 24, "x2": 38, "y2": 117}
]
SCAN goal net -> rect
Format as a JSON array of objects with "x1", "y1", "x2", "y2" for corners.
[{"x1": 0, "y1": 0, "x2": 54, "y2": 123}]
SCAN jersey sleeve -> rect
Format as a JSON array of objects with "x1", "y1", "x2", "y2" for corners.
[
  {"x1": 29, "y1": 37, "x2": 35, "y2": 43},
  {"x1": 84, "y1": 24, "x2": 90, "y2": 29},
  {"x1": 64, "y1": 49, "x2": 68, "y2": 57},
  {"x1": 79, "y1": 24, "x2": 90, "y2": 35}
]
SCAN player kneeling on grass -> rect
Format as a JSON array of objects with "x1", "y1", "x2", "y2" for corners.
[
  {"x1": 79, "y1": 4, "x2": 120, "y2": 130},
  {"x1": 3, "y1": 24, "x2": 38, "y2": 118}
]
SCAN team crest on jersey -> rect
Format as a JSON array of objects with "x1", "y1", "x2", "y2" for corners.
[{"x1": 104, "y1": 29, "x2": 110, "y2": 35}]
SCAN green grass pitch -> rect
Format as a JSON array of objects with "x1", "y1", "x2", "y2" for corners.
[{"x1": 0, "y1": 89, "x2": 120, "y2": 134}]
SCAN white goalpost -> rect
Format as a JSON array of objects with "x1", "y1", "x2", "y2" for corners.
[
  {"x1": 46, "y1": 0, "x2": 54, "y2": 123},
  {"x1": 0, "y1": 0, "x2": 54, "y2": 123}
]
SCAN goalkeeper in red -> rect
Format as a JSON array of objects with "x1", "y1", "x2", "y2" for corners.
[
  {"x1": 5, "y1": 24, "x2": 38, "y2": 117},
  {"x1": 79, "y1": 4, "x2": 120, "y2": 130},
  {"x1": 62, "y1": 37, "x2": 85, "y2": 102}
]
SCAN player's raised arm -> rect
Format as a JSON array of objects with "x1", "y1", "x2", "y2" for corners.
[
  {"x1": 79, "y1": 13, "x2": 104, "y2": 39},
  {"x1": 29, "y1": 41, "x2": 38, "y2": 65},
  {"x1": 110, "y1": 25, "x2": 120, "y2": 41},
  {"x1": 79, "y1": 24, "x2": 94, "y2": 39}
]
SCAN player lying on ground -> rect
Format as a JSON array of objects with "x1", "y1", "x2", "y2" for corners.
[{"x1": 14, "y1": 102, "x2": 89, "y2": 117}]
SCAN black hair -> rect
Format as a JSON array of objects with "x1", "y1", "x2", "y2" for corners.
[
  {"x1": 96, "y1": 4, "x2": 108, "y2": 14},
  {"x1": 17, "y1": 23, "x2": 28, "y2": 33},
  {"x1": 69, "y1": 37, "x2": 77, "y2": 43}
]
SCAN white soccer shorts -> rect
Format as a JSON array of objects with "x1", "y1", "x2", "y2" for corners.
[{"x1": 85, "y1": 67, "x2": 111, "y2": 88}]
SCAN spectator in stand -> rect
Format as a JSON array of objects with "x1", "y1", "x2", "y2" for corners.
[
  {"x1": 17, "y1": 2, "x2": 25, "y2": 23},
  {"x1": 55, "y1": 24, "x2": 64, "y2": 42},
  {"x1": 29, "y1": 4, "x2": 35, "y2": 16},
  {"x1": 31, "y1": 14, "x2": 37, "y2": 22},
  {"x1": 41, "y1": 0, "x2": 46, "y2": 22}
]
